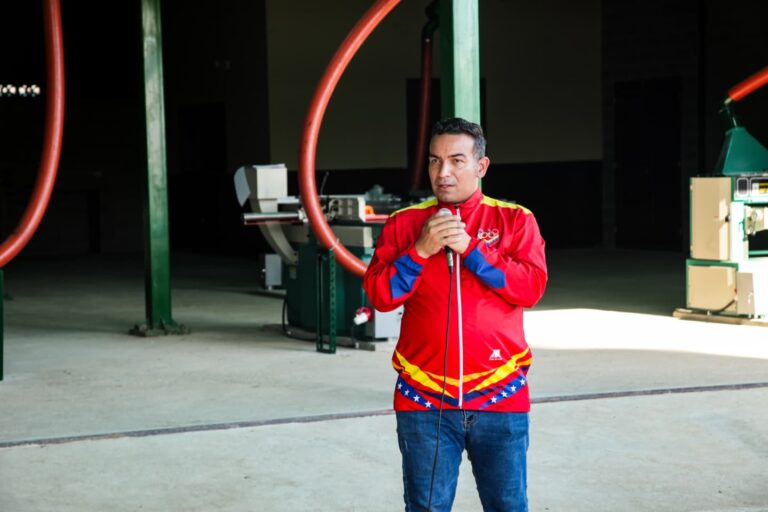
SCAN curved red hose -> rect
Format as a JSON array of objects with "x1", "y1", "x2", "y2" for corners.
[
  {"x1": 409, "y1": 35, "x2": 433, "y2": 193},
  {"x1": 728, "y1": 66, "x2": 768, "y2": 102},
  {"x1": 299, "y1": 0, "x2": 401, "y2": 278},
  {"x1": 0, "y1": 0, "x2": 65, "y2": 268}
]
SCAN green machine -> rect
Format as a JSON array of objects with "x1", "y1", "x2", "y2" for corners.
[
  {"x1": 234, "y1": 164, "x2": 404, "y2": 352},
  {"x1": 285, "y1": 232, "x2": 373, "y2": 352},
  {"x1": 232, "y1": 1, "x2": 483, "y2": 351},
  {"x1": 681, "y1": 66, "x2": 768, "y2": 320}
]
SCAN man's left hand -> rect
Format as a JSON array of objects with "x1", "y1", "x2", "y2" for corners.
[{"x1": 446, "y1": 225, "x2": 471, "y2": 255}]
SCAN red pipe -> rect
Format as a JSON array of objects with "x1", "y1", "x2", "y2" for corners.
[
  {"x1": 299, "y1": 0, "x2": 401, "y2": 278},
  {"x1": 728, "y1": 66, "x2": 768, "y2": 102},
  {"x1": 409, "y1": 32, "x2": 434, "y2": 193},
  {"x1": 0, "y1": 0, "x2": 65, "y2": 268}
]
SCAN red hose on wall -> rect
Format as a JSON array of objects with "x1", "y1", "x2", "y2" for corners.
[
  {"x1": 728, "y1": 66, "x2": 768, "y2": 102},
  {"x1": 299, "y1": 0, "x2": 401, "y2": 278},
  {"x1": 0, "y1": 0, "x2": 65, "y2": 268}
]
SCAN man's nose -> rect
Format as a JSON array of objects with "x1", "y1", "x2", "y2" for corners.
[{"x1": 438, "y1": 163, "x2": 452, "y2": 177}]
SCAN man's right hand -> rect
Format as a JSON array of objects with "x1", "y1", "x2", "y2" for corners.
[{"x1": 414, "y1": 212, "x2": 467, "y2": 259}]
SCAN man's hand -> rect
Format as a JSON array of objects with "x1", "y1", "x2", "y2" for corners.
[{"x1": 414, "y1": 213, "x2": 471, "y2": 259}]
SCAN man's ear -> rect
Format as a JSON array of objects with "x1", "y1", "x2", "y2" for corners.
[{"x1": 476, "y1": 156, "x2": 490, "y2": 178}]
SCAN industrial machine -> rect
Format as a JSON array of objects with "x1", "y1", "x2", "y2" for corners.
[
  {"x1": 680, "y1": 66, "x2": 768, "y2": 322},
  {"x1": 234, "y1": 164, "x2": 406, "y2": 351},
  {"x1": 230, "y1": 0, "x2": 481, "y2": 352},
  {"x1": 231, "y1": 0, "x2": 464, "y2": 353}
]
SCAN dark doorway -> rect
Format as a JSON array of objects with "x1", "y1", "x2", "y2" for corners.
[
  {"x1": 169, "y1": 102, "x2": 229, "y2": 252},
  {"x1": 614, "y1": 77, "x2": 682, "y2": 250}
]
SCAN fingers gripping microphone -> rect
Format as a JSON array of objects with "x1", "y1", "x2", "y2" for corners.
[{"x1": 437, "y1": 208, "x2": 454, "y2": 272}]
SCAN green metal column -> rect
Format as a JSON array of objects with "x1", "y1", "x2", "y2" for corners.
[
  {"x1": 1, "y1": 270, "x2": 4, "y2": 381},
  {"x1": 131, "y1": 0, "x2": 187, "y2": 336},
  {"x1": 439, "y1": 0, "x2": 481, "y2": 122},
  {"x1": 316, "y1": 248, "x2": 337, "y2": 354}
]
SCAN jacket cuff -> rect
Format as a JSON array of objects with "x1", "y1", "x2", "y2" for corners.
[
  {"x1": 463, "y1": 238, "x2": 480, "y2": 256},
  {"x1": 407, "y1": 245, "x2": 429, "y2": 265}
]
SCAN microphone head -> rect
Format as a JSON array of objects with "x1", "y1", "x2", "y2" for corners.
[{"x1": 437, "y1": 207, "x2": 453, "y2": 217}]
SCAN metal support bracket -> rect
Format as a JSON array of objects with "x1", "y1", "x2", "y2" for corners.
[
  {"x1": 1, "y1": 269, "x2": 4, "y2": 381},
  {"x1": 129, "y1": 319, "x2": 189, "y2": 337},
  {"x1": 316, "y1": 248, "x2": 337, "y2": 354}
]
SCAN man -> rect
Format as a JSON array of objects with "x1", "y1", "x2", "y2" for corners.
[{"x1": 363, "y1": 118, "x2": 547, "y2": 511}]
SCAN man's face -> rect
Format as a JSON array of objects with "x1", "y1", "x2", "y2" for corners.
[{"x1": 428, "y1": 133, "x2": 490, "y2": 204}]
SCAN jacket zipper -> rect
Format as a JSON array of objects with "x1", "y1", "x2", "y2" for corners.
[{"x1": 456, "y1": 205, "x2": 464, "y2": 408}]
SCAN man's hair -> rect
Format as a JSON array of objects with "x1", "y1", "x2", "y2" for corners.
[{"x1": 430, "y1": 117, "x2": 487, "y2": 159}]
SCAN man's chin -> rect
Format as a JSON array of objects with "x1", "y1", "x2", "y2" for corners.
[
  {"x1": 436, "y1": 191, "x2": 468, "y2": 203},
  {"x1": 435, "y1": 188, "x2": 455, "y2": 202}
]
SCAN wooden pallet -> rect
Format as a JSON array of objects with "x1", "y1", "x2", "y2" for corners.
[{"x1": 673, "y1": 308, "x2": 768, "y2": 327}]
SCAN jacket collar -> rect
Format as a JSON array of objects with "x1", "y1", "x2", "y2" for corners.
[{"x1": 437, "y1": 187, "x2": 484, "y2": 215}]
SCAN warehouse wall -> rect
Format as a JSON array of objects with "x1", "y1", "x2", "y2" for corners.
[
  {"x1": 265, "y1": 0, "x2": 603, "y2": 249},
  {"x1": 4, "y1": 1, "x2": 767, "y2": 257},
  {"x1": 601, "y1": 0, "x2": 768, "y2": 251},
  {"x1": 265, "y1": 0, "x2": 602, "y2": 170}
]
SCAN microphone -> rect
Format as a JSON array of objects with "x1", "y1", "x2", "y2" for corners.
[{"x1": 437, "y1": 208, "x2": 454, "y2": 272}]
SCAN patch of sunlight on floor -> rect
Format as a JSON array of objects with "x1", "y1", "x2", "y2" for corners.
[{"x1": 525, "y1": 308, "x2": 768, "y2": 360}]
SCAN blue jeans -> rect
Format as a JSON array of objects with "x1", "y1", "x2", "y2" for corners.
[{"x1": 396, "y1": 410, "x2": 529, "y2": 512}]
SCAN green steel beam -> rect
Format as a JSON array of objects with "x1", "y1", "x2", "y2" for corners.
[
  {"x1": 327, "y1": 249, "x2": 337, "y2": 354},
  {"x1": 131, "y1": 0, "x2": 187, "y2": 337},
  {"x1": 1, "y1": 269, "x2": 4, "y2": 381},
  {"x1": 439, "y1": 0, "x2": 481, "y2": 123},
  {"x1": 316, "y1": 248, "x2": 337, "y2": 354}
]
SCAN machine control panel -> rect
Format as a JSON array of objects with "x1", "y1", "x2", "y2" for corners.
[{"x1": 735, "y1": 176, "x2": 768, "y2": 199}]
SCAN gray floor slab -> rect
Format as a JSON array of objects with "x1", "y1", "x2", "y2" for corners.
[
  {"x1": 1, "y1": 250, "x2": 768, "y2": 511},
  {"x1": 2, "y1": 390, "x2": 767, "y2": 512}
]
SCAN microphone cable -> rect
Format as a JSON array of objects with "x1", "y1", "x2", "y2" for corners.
[{"x1": 426, "y1": 252, "x2": 454, "y2": 512}]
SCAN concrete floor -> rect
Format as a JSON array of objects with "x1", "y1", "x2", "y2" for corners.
[{"x1": 1, "y1": 249, "x2": 767, "y2": 511}]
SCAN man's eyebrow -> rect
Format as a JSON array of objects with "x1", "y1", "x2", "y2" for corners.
[{"x1": 428, "y1": 152, "x2": 468, "y2": 159}]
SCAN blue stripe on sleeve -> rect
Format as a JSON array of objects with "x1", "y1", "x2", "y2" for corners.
[
  {"x1": 390, "y1": 253, "x2": 424, "y2": 299},
  {"x1": 463, "y1": 245, "x2": 506, "y2": 289}
]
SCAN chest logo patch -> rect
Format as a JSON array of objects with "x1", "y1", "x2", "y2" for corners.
[
  {"x1": 489, "y1": 349, "x2": 503, "y2": 361},
  {"x1": 477, "y1": 228, "x2": 500, "y2": 247}
]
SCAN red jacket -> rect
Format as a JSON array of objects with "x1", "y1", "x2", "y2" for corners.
[{"x1": 363, "y1": 189, "x2": 547, "y2": 412}]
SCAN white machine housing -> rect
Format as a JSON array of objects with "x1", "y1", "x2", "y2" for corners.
[
  {"x1": 234, "y1": 164, "x2": 404, "y2": 340},
  {"x1": 687, "y1": 176, "x2": 768, "y2": 317}
]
